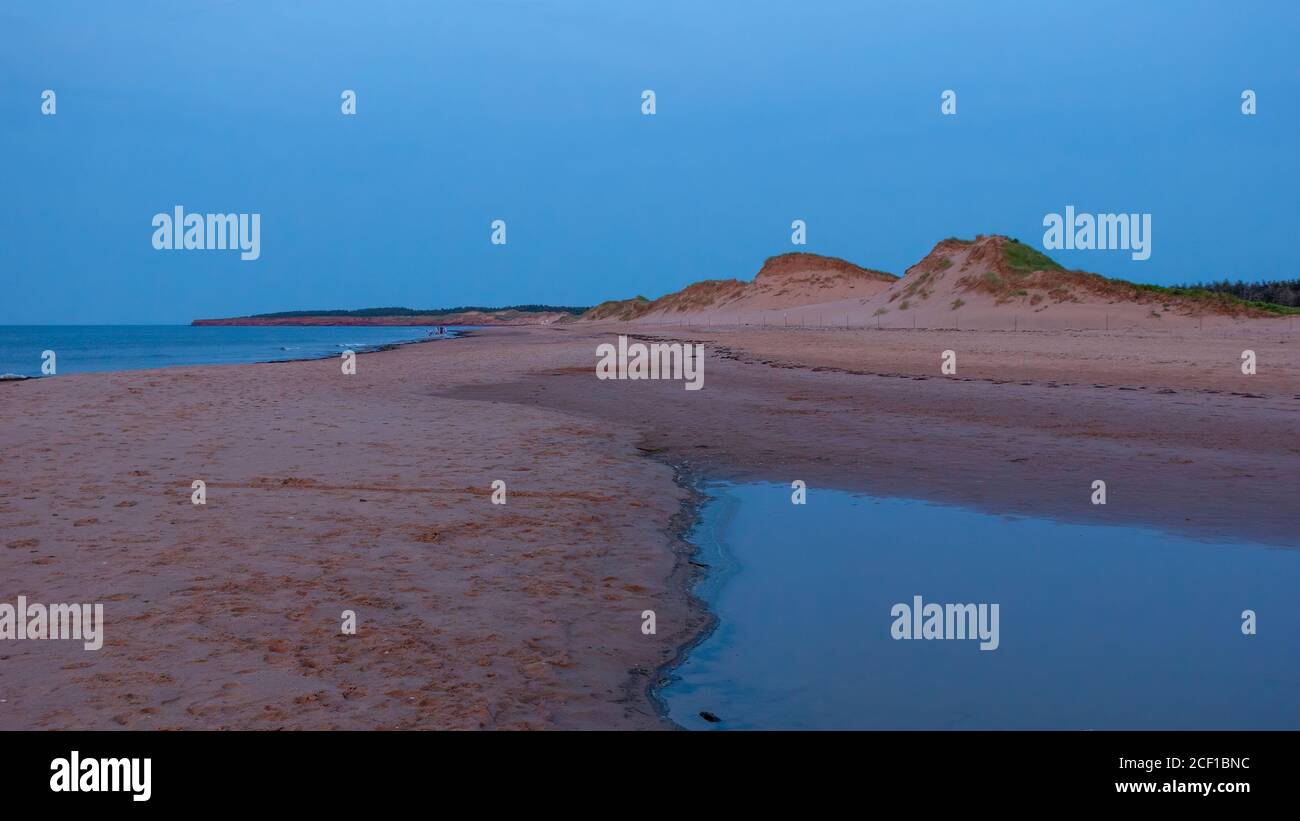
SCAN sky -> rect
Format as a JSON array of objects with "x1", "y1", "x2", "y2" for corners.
[{"x1": 1, "y1": 0, "x2": 1296, "y2": 324}]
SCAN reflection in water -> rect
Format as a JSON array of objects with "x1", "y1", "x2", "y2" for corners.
[{"x1": 661, "y1": 482, "x2": 1300, "y2": 730}]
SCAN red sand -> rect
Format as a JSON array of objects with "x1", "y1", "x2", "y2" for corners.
[{"x1": 2, "y1": 321, "x2": 1296, "y2": 728}]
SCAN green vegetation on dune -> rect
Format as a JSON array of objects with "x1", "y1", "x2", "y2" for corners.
[
  {"x1": 1169, "y1": 278, "x2": 1300, "y2": 309},
  {"x1": 1122, "y1": 282, "x2": 1300, "y2": 315},
  {"x1": 588, "y1": 296, "x2": 649, "y2": 310},
  {"x1": 1001, "y1": 239, "x2": 1065, "y2": 273},
  {"x1": 581, "y1": 296, "x2": 653, "y2": 320},
  {"x1": 993, "y1": 237, "x2": 1298, "y2": 314}
]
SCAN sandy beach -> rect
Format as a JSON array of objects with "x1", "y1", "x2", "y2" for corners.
[
  {"x1": 2, "y1": 329, "x2": 706, "y2": 729},
  {"x1": 2, "y1": 321, "x2": 1297, "y2": 729}
]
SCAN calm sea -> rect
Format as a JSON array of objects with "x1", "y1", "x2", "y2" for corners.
[{"x1": 0, "y1": 325, "x2": 468, "y2": 377}]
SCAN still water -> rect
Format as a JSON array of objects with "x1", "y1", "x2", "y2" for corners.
[{"x1": 661, "y1": 482, "x2": 1300, "y2": 730}]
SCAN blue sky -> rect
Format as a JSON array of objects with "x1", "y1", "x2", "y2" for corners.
[{"x1": 1, "y1": 0, "x2": 1296, "y2": 323}]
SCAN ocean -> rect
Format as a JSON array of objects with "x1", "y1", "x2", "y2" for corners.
[{"x1": 0, "y1": 325, "x2": 468, "y2": 378}]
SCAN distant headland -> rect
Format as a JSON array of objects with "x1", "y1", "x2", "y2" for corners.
[{"x1": 192, "y1": 305, "x2": 589, "y2": 327}]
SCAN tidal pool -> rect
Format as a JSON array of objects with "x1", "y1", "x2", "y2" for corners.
[{"x1": 660, "y1": 482, "x2": 1300, "y2": 730}]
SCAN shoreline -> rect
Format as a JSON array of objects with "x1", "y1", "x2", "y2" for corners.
[
  {"x1": 3, "y1": 323, "x2": 1296, "y2": 729},
  {"x1": 641, "y1": 479, "x2": 1300, "y2": 731},
  {"x1": 648, "y1": 470, "x2": 1294, "y2": 731},
  {"x1": 273, "y1": 327, "x2": 476, "y2": 365},
  {"x1": 639, "y1": 460, "x2": 716, "y2": 730},
  {"x1": 0, "y1": 327, "x2": 474, "y2": 382},
  {"x1": 1, "y1": 327, "x2": 698, "y2": 729},
  {"x1": 644, "y1": 473, "x2": 742, "y2": 729}
]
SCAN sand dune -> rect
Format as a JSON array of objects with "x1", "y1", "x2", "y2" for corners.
[
  {"x1": 586, "y1": 236, "x2": 1296, "y2": 332},
  {"x1": 584, "y1": 252, "x2": 896, "y2": 323}
]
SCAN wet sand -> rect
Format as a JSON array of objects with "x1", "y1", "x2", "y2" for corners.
[
  {"x1": 456, "y1": 323, "x2": 1299, "y2": 548},
  {"x1": 2, "y1": 322, "x2": 1296, "y2": 729},
  {"x1": 1, "y1": 329, "x2": 704, "y2": 729}
]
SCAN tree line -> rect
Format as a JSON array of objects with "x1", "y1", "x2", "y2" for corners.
[{"x1": 1172, "y1": 278, "x2": 1300, "y2": 308}]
